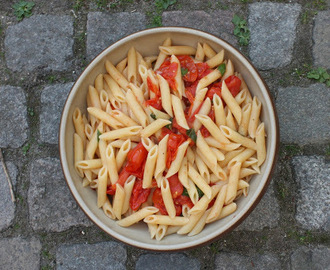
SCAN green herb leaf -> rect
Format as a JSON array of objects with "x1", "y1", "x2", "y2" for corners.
[
  {"x1": 181, "y1": 67, "x2": 188, "y2": 76},
  {"x1": 97, "y1": 129, "x2": 102, "y2": 142},
  {"x1": 186, "y1": 128, "x2": 197, "y2": 142},
  {"x1": 165, "y1": 117, "x2": 173, "y2": 130},
  {"x1": 196, "y1": 186, "x2": 204, "y2": 198},
  {"x1": 307, "y1": 67, "x2": 330, "y2": 87},
  {"x1": 22, "y1": 143, "x2": 30, "y2": 155},
  {"x1": 182, "y1": 187, "x2": 189, "y2": 197},
  {"x1": 217, "y1": 63, "x2": 226, "y2": 76},
  {"x1": 150, "y1": 113, "x2": 157, "y2": 120}
]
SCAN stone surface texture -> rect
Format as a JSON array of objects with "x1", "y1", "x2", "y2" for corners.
[
  {"x1": 86, "y1": 12, "x2": 146, "y2": 59},
  {"x1": 135, "y1": 253, "x2": 201, "y2": 270},
  {"x1": 291, "y1": 245, "x2": 330, "y2": 270},
  {"x1": 0, "y1": 86, "x2": 28, "y2": 148},
  {"x1": 0, "y1": 237, "x2": 41, "y2": 270},
  {"x1": 4, "y1": 15, "x2": 73, "y2": 72},
  {"x1": 215, "y1": 252, "x2": 281, "y2": 270},
  {"x1": 313, "y1": 11, "x2": 330, "y2": 69},
  {"x1": 292, "y1": 156, "x2": 330, "y2": 230},
  {"x1": 40, "y1": 82, "x2": 73, "y2": 144},
  {"x1": 0, "y1": 162, "x2": 17, "y2": 231},
  {"x1": 236, "y1": 182, "x2": 279, "y2": 231},
  {"x1": 28, "y1": 158, "x2": 92, "y2": 231},
  {"x1": 56, "y1": 241, "x2": 127, "y2": 270},
  {"x1": 248, "y1": 3, "x2": 301, "y2": 70},
  {"x1": 276, "y1": 84, "x2": 330, "y2": 144},
  {"x1": 162, "y1": 10, "x2": 237, "y2": 46}
]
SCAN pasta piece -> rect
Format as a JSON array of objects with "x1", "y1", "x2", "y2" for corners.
[
  {"x1": 126, "y1": 89, "x2": 148, "y2": 127},
  {"x1": 113, "y1": 184, "x2": 125, "y2": 220},
  {"x1": 155, "y1": 225, "x2": 167, "y2": 241},
  {"x1": 161, "y1": 178, "x2": 176, "y2": 218},
  {"x1": 213, "y1": 94, "x2": 226, "y2": 127},
  {"x1": 104, "y1": 74, "x2": 126, "y2": 102},
  {"x1": 149, "y1": 106, "x2": 171, "y2": 120},
  {"x1": 248, "y1": 96, "x2": 262, "y2": 139},
  {"x1": 196, "y1": 68, "x2": 221, "y2": 91},
  {"x1": 73, "y1": 108, "x2": 86, "y2": 147},
  {"x1": 157, "y1": 74, "x2": 173, "y2": 117},
  {"x1": 189, "y1": 185, "x2": 221, "y2": 214},
  {"x1": 204, "y1": 136, "x2": 241, "y2": 152},
  {"x1": 206, "y1": 184, "x2": 227, "y2": 223},
  {"x1": 76, "y1": 159, "x2": 102, "y2": 170},
  {"x1": 99, "y1": 90, "x2": 109, "y2": 111},
  {"x1": 116, "y1": 139, "x2": 131, "y2": 169},
  {"x1": 170, "y1": 55, "x2": 184, "y2": 98},
  {"x1": 88, "y1": 85, "x2": 101, "y2": 108},
  {"x1": 178, "y1": 156, "x2": 189, "y2": 188},
  {"x1": 225, "y1": 162, "x2": 242, "y2": 205},
  {"x1": 99, "y1": 126, "x2": 142, "y2": 141},
  {"x1": 144, "y1": 215, "x2": 189, "y2": 226},
  {"x1": 127, "y1": 83, "x2": 145, "y2": 104},
  {"x1": 220, "y1": 125, "x2": 257, "y2": 150},
  {"x1": 188, "y1": 163, "x2": 212, "y2": 199},
  {"x1": 143, "y1": 145, "x2": 158, "y2": 188},
  {"x1": 87, "y1": 107, "x2": 124, "y2": 130},
  {"x1": 97, "y1": 166, "x2": 108, "y2": 208},
  {"x1": 225, "y1": 108, "x2": 237, "y2": 131},
  {"x1": 206, "y1": 49, "x2": 224, "y2": 68},
  {"x1": 202, "y1": 43, "x2": 216, "y2": 58},
  {"x1": 187, "y1": 178, "x2": 199, "y2": 204},
  {"x1": 196, "y1": 130, "x2": 217, "y2": 168},
  {"x1": 105, "y1": 60, "x2": 129, "y2": 90},
  {"x1": 190, "y1": 87, "x2": 208, "y2": 115},
  {"x1": 221, "y1": 59, "x2": 234, "y2": 81},
  {"x1": 186, "y1": 146, "x2": 195, "y2": 164},
  {"x1": 159, "y1": 45, "x2": 196, "y2": 55},
  {"x1": 141, "y1": 137, "x2": 155, "y2": 151},
  {"x1": 117, "y1": 206, "x2": 159, "y2": 227},
  {"x1": 154, "y1": 37, "x2": 171, "y2": 70},
  {"x1": 103, "y1": 198, "x2": 116, "y2": 220},
  {"x1": 188, "y1": 209, "x2": 210, "y2": 236},
  {"x1": 221, "y1": 81, "x2": 242, "y2": 124},
  {"x1": 110, "y1": 110, "x2": 139, "y2": 127},
  {"x1": 141, "y1": 119, "x2": 172, "y2": 138},
  {"x1": 94, "y1": 74, "x2": 104, "y2": 92},
  {"x1": 193, "y1": 97, "x2": 212, "y2": 131},
  {"x1": 256, "y1": 122, "x2": 266, "y2": 166},
  {"x1": 210, "y1": 147, "x2": 225, "y2": 161},
  {"x1": 177, "y1": 211, "x2": 204, "y2": 235},
  {"x1": 154, "y1": 134, "x2": 169, "y2": 186},
  {"x1": 74, "y1": 133, "x2": 84, "y2": 177},
  {"x1": 238, "y1": 103, "x2": 252, "y2": 136},
  {"x1": 122, "y1": 176, "x2": 136, "y2": 214},
  {"x1": 105, "y1": 144, "x2": 119, "y2": 185},
  {"x1": 127, "y1": 46, "x2": 137, "y2": 83},
  {"x1": 235, "y1": 88, "x2": 247, "y2": 105},
  {"x1": 195, "y1": 153, "x2": 210, "y2": 184},
  {"x1": 215, "y1": 202, "x2": 237, "y2": 221},
  {"x1": 195, "y1": 42, "x2": 205, "y2": 62},
  {"x1": 227, "y1": 148, "x2": 256, "y2": 169},
  {"x1": 116, "y1": 58, "x2": 127, "y2": 73}
]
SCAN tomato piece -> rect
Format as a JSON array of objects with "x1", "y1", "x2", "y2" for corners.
[
  {"x1": 206, "y1": 86, "x2": 221, "y2": 100},
  {"x1": 172, "y1": 118, "x2": 188, "y2": 137},
  {"x1": 167, "y1": 174, "x2": 183, "y2": 199},
  {"x1": 126, "y1": 142, "x2": 148, "y2": 173},
  {"x1": 152, "y1": 188, "x2": 168, "y2": 215},
  {"x1": 166, "y1": 132, "x2": 186, "y2": 169},
  {"x1": 224, "y1": 75, "x2": 241, "y2": 97},
  {"x1": 145, "y1": 96, "x2": 162, "y2": 110},
  {"x1": 156, "y1": 59, "x2": 178, "y2": 92},
  {"x1": 147, "y1": 77, "x2": 160, "y2": 96},
  {"x1": 174, "y1": 195, "x2": 194, "y2": 209},
  {"x1": 185, "y1": 90, "x2": 195, "y2": 105},
  {"x1": 106, "y1": 185, "x2": 115, "y2": 195},
  {"x1": 196, "y1": 62, "x2": 211, "y2": 79},
  {"x1": 130, "y1": 179, "x2": 151, "y2": 211},
  {"x1": 177, "y1": 55, "x2": 197, "y2": 82}
]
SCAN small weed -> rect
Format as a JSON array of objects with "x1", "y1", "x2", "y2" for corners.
[
  {"x1": 216, "y1": 1, "x2": 229, "y2": 10},
  {"x1": 232, "y1": 14, "x2": 250, "y2": 46},
  {"x1": 283, "y1": 145, "x2": 301, "y2": 157},
  {"x1": 27, "y1": 107, "x2": 35, "y2": 116},
  {"x1": 210, "y1": 242, "x2": 218, "y2": 253},
  {"x1": 95, "y1": 0, "x2": 108, "y2": 9},
  {"x1": 325, "y1": 145, "x2": 330, "y2": 156},
  {"x1": 22, "y1": 143, "x2": 31, "y2": 155},
  {"x1": 155, "y1": 0, "x2": 177, "y2": 11},
  {"x1": 307, "y1": 67, "x2": 330, "y2": 87},
  {"x1": 73, "y1": 0, "x2": 85, "y2": 11},
  {"x1": 148, "y1": 0, "x2": 177, "y2": 27},
  {"x1": 0, "y1": 23, "x2": 3, "y2": 36},
  {"x1": 277, "y1": 182, "x2": 288, "y2": 199},
  {"x1": 12, "y1": 1, "x2": 35, "y2": 21},
  {"x1": 47, "y1": 75, "x2": 56, "y2": 83},
  {"x1": 42, "y1": 250, "x2": 54, "y2": 260},
  {"x1": 13, "y1": 223, "x2": 20, "y2": 229},
  {"x1": 150, "y1": 15, "x2": 162, "y2": 27},
  {"x1": 288, "y1": 230, "x2": 313, "y2": 243},
  {"x1": 306, "y1": 0, "x2": 327, "y2": 10},
  {"x1": 41, "y1": 265, "x2": 53, "y2": 270}
]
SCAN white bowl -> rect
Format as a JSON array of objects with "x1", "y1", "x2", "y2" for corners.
[{"x1": 59, "y1": 27, "x2": 279, "y2": 251}]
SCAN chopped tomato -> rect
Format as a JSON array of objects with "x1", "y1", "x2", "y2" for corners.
[
  {"x1": 224, "y1": 75, "x2": 241, "y2": 97},
  {"x1": 145, "y1": 96, "x2": 162, "y2": 110},
  {"x1": 177, "y1": 55, "x2": 197, "y2": 82},
  {"x1": 206, "y1": 85, "x2": 221, "y2": 100},
  {"x1": 186, "y1": 101, "x2": 203, "y2": 128},
  {"x1": 130, "y1": 179, "x2": 151, "y2": 211},
  {"x1": 172, "y1": 118, "x2": 188, "y2": 136},
  {"x1": 174, "y1": 195, "x2": 194, "y2": 209},
  {"x1": 126, "y1": 142, "x2": 148, "y2": 173},
  {"x1": 196, "y1": 62, "x2": 211, "y2": 79},
  {"x1": 185, "y1": 90, "x2": 195, "y2": 104},
  {"x1": 156, "y1": 59, "x2": 178, "y2": 92},
  {"x1": 167, "y1": 174, "x2": 183, "y2": 199},
  {"x1": 166, "y1": 132, "x2": 186, "y2": 169}
]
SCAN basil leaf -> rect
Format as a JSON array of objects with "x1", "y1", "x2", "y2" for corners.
[
  {"x1": 186, "y1": 128, "x2": 197, "y2": 143},
  {"x1": 150, "y1": 113, "x2": 157, "y2": 120},
  {"x1": 181, "y1": 67, "x2": 188, "y2": 76},
  {"x1": 217, "y1": 63, "x2": 226, "y2": 76},
  {"x1": 182, "y1": 187, "x2": 189, "y2": 197},
  {"x1": 97, "y1": 129, "x2": 102, "y2": 142},
  {"x1": 165, "y1": 117, "x2": 173, "y2": 130},
  {"x1": 196, "y1": 186, "x2": 204, "y2": 198}
]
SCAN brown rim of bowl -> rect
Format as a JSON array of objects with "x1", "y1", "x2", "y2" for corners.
[{"x1": 59, "y1": 26, "x2": 280, "y2": 251}]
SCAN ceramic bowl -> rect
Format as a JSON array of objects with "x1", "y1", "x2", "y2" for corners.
[{"x1": 59, "y1": 27, "x2": 279, "y2": 251}]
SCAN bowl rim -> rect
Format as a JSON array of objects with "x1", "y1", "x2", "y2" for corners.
[{"x1": 59, "y1": 26, "x2": 280, "y2": 251}]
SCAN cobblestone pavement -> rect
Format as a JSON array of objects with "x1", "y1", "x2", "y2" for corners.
[{"x1": 0, "y1": 1, "x2": 329, "y2": 269}]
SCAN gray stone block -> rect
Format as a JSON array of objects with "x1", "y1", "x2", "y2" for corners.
[
  {"x1": 236, "y1": 182, "x2": 279, "y2": 231},
  {"x1": 313, "y1": 11, "x2": 330, "y2": 69},
  {"x1": 28, "y1": 157, "x2": 92, "y2": 232},
  {"x1": 215, "y1": 252, "x2": 281, "y2": 270},
  {"x1": 56, "y1": 241, "x2": 127, "y2": 270},
  {"x1": 0, "y1": 237, "x2": 41, "y2": 270},
  {"x1": 162, "y1": 10, "x2": 237, "y2": 46},
  {"x1": 291, "y1": 246, "x2": 330, "y2": 270},
  {"x1": 136, "y1": 253, "x2": 200, "y2": 270},
  {"x1": 0, "y1": 162, "x2": 17, "y2": 231},
  {"x1": 292, "y1": 156, "x2": 330, "y2": 230},
  {"x1": 0, "y1": 86, "x2": 28, "y2": 148},
  {"x1": 248, "y1": 3, "x2": 301, "y2": 70},
  {"x1": 40, "y1": 83, "x2": 73, "y2": 144},
  {"x1": 86, "y1": 12, "x2": 146, "y2": 59},
  {"x1": 276, "y1": 84, "x2": 330, "y2": 144},
  {"x1": 5, "y1": 15, "x2": 73, "y2": 72}
]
